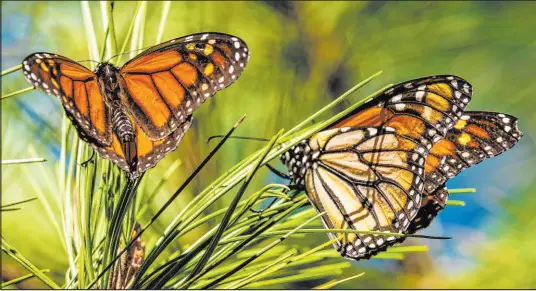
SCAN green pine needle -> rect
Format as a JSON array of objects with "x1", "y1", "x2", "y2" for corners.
[
  {"x1": 1, "y1": 269, "x2": 51, "y2": 288},
  {"x1": 446, "y1": 200, "x2": 466, "y2": 207}
]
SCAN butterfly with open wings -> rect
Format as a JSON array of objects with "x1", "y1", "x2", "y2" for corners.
[
  {"x1": 22, "y1": 32, "x2": 250, "y2": 178},
  {"x1": 279, "y1": 75, "x2": 522, "y2": 260}
]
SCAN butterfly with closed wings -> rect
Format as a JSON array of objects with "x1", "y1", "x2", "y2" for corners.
[
  {"x1": 280, "y1": 75, "x2": 522, "y2": 260},
  {"x1": 22, "y1": 32, "x2": 250, "y2": 178}
]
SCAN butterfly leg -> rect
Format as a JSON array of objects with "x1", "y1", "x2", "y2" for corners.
[
  {"x1": 81, "y1": 148, "x2": 96, "y2": 167},
  {"x1": 265, "y1": 163, "x2": 290, "y2": 179},
  {"x1": 287, "y1": 184, "x2": 304, "y2": 191}
]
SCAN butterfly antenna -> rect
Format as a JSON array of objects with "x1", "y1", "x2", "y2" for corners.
[
  {"x1": 405, "y1": 234, "x2": 452, "y2": 240},
  {"x1": 207, "y1": 136, "x2": 286, "y2": 181},
  {"x1": 80, "y1": 148, "x2": 96, "y2": 167},
  {"x1": 76, "y1": 59, "x2": 101, "y2": 65},
  {"x1": 105, "y1": 44, "x2": 156, "y2": 64},
  {"x1": 206, "y1": 135, "x2": 270, "y2": 144}
]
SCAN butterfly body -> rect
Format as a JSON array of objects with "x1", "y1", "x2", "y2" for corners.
[
  {"x1": 22, "y1": 32, "x2": 250, "y2": 177},
  {"x1": 95, "y1": 62, "x2": 123, "y2": 101},
  {"x1": 94, "y1": 62, "x2": 140, "y2": 172},
  {"x1": 279, "y1": 75, "x2": 521, "y2": 261}
]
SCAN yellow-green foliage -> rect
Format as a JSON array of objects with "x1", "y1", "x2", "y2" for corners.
[{"x1": 2, "y1": 1, "x2": 535, "y2": 289}]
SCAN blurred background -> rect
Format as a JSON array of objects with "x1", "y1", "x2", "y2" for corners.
[{"x1": 2, "y1": 1, "x2": 535, "y2": 289}]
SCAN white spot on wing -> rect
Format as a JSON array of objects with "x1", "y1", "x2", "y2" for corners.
[{"x1": 415, "y1": 91, "x2": 425, "y2": 101}]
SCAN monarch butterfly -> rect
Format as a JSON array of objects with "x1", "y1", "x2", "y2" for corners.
[
  {"x1": 22, "y1": 32, "x2": 249, "y2": 178},
  {"x1": 280, "y1": 75, "x2": 521, "y2": 260},
  {"x1": 406, "y1": 111, "x2": 522, "y2": 234}
]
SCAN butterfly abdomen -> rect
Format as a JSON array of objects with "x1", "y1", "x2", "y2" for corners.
[
  {"x1": 110, "y1": 108, "x2": 138, "y2": 170},
  {"x1": 112, "y1": 109, "x2": 135, "y2": 141}
]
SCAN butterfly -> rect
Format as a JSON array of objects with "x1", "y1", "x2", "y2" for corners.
[
  {"x1": 406, "y1": 111, "x2": 523, "y2": 234},
  {"x1": 22, "y1": 32, "x2": 250, "y2": 178},
  {"x1": 280, "y1": 75, "x2": 497, "y2": 260}
]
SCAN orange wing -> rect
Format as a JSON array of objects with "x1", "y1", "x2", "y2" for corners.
[
  {"x1": 22, "y1": 53, "x2": 112, "y2": 146},
  {"x1": 92, "y1": 114, "x2": 192, "y2": 178},
  {"x1": 332, "y1": 75, "x2": 473, "y2": 147},
  {"x1": 280, "y1": 75, "x2": 474, "y2": 260},
  {"x1": 424, "y1": 111, "x2": 522, "y2": 192},
  {"x1": 405, "y1": 111, "x2": 523, "y2": 233},
  {"x1": 119, "y1": 32, "x2": 249, "y2": 140}
]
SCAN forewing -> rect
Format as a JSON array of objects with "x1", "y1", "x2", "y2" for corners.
[
  {"x1": 22, "y1": 53, "x2": 112, "y2": 146},
  {"x1": 406, "y1": 111, "x2": 523, "y2": 233},
  {"x1": 331, "y1": 75, "x2": 473, "y2": 149},
  {"x1": 305, "y1": 127, "x2": 426, "y2": 260},
  {"x1": 424, "y1": 111, "x2": 522, "y2": 193},
  {"x1": 119, "y1": 32, "x2": 249, "y2": 140}
]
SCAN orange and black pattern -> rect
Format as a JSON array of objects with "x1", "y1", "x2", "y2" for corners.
[
  {"x1": 282, "y1": 126, "x2": 427, "y2": 259},
  {"x1": 22, "y1": 32, "x2": 249, "y2": 177},
  {"x1": 407, "y1": 111, "x2": 523, "y2": 233},
  {"x1": 280, "y1": 72, "x2": 524, "y2": 261},
  {"x1": 119, "y1": 32, "x2": 249, "y2": 140},
  {"x1": 333, "y1": 75, "x2": 473, "y2": 146},
  {"x1": 281, "y1": 75, "x2": 475, "y2": 260},
  {"x1": 93, "y1": 115, "x2": 192, "y2": 174},
  {"x1": 22, "y1": 54, "x2": 113, "y2": 146}
]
